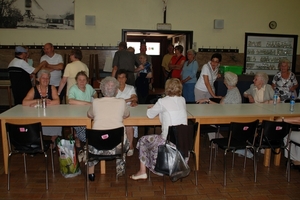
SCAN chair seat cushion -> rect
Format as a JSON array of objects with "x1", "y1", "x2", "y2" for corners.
[
  {"x1": 14, "y1": 140, "x2": 51, "y2": 153},
  {"x1": 212, "y1": 138, "x2": 252, "y2": 150},
  {"x1": 88, "y1": 153, "x2": 123, "y2": 161}
]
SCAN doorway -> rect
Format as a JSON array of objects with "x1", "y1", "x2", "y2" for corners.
[{"x1": 122, "y1": 29, "x2": 193, "y2": 88}]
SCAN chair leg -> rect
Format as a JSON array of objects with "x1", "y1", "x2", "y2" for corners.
[
  {"x1": 192, "y1": 151, "x2": 198, "y2": 185},
  {"x1": 50, "y1": 148, "x2": 54, "y2": 173},
  {"x1": 7, "y1": 155, "x2": 11, "y2": 191},
  {"x1": 148, "y1": 168, "x2": 151, "y2": 181},
  {"x1": 232, "y1": 150, "x2": 235, "y2": 168},
  {"x1": 163, "y1": 175, "x2": 166, "y2": 195},
  {"x1": 287, "y1": 146, "x2": 291, "y2": 182},
  {"x1": 23, "y1": 153, "x2": 27, "y2": 174},
  {"x1": 124, "y1": 157, "x2": 128, "y2": 197},
  {"x1": 44, "y1": 152, "x2": 49, "y2": 190},
  {"x1": 224, "y1": 150, "x2": 228, "y2": 186},
  {"x1": 85, "y1": 161, "x2": 89, "y2": 200},
  {"x1": 254, "y1": 148, "x2": 259, "y2": 182},
  {"x1": 253, "y1": 148, "x2": 257, "y2": 183},
  {"x1": 209, "y1": 141, "x2": 214, "y2": 171},
  {"x1": 243, "y1": 149, "x2": 248, "y2": 169}
]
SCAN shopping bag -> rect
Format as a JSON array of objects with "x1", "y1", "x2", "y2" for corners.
[{"x1": 57, "y1": 138, "x2": 81, "y2": 178}]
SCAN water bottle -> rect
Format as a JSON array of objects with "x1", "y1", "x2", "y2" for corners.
[
  {"x1": 273, "y1": 91, "x2": 278, "y2": 105},
  {"x1": 290, "y1": 94, "x2": 295, "y2": 112}
]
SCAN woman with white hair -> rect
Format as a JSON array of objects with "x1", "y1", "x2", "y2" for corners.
[
  {"x1": 87, "y1": 76, "x2": 130, "y2": 182},
  {"x1": 196, "y1": 71, "x2": 241, "y2": 104},
  {"x1": 244, "y1": 72, "x2": 275, "y2": 103},
  {"x1": 181, "y1": 49, "x2": 199, "y2": 103}
]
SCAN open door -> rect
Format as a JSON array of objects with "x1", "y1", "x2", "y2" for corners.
[{"x1": 122, "y1": 29, "x2": 193, "y2": 88}]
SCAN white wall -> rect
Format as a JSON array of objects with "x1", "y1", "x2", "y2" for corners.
[{"x1": 0, "y1": 0, "x2": 299, "y2": 53}]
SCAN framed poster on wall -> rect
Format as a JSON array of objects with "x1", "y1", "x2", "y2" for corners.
[
  {"x1": 244, "y1": 33, "x2": 298, "y2": 75},
  {"x1": 0, "y1": 0, "x2": 74, "y2": 29}
]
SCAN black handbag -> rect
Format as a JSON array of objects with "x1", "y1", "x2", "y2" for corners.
[
  {"x1": 154, "y1": 141, "x2": 190, "y2": 182},
  {"x1": 154, "y1": 142, "x2": 174, "y2": 175}
]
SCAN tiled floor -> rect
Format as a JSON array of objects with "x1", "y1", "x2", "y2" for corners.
[{"x1": 0, "y1": 127, "x2": 300, "y2": 199}]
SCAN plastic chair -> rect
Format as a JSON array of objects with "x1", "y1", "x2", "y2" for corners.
[
  {"x1": 5, "y1": 122, "x2": 54, "y2": 191},
  {"x1": 209, "y1": 120, "x2": 259, "y2": 186},
  {"x1": 155, "y1": 121, "x2": 198, "y2": 195},
  {"x1": 84, "y1": 127, "x2": 127, "y2": 199},
  {"x1": 255, "y1": 120, "x2": 292, "y2": 182}
]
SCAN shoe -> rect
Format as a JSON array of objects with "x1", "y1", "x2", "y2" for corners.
[
  {"x1": 127, "y1": 149, "x2": 134, "y2": 157},
  {"x1": 89, "y1": 173, "x2": 95, "y2": 181},
  {"x1": 130, "y1": 173, "x2": 147, "y2": 180}
]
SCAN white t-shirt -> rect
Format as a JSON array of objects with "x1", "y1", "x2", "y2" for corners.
[
  {"x1": 195, "y1": 62, "x2": 219, "y2": 92},
  {"x1": 40, "y1": 53, "x2": 64, "y2": 86},
  {"x1": 116, "y1": 84, "x2": 136, "y2": 103},
  {"x1": 8, "y1": 57, "x2": 35, "y2": 74}
]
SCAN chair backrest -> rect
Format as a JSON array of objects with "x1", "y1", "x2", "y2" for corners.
[
  {"x1": 284, "y1": 99, "x2": 300, "y2": 103},
  {"x1": 168, "y1": 121, "x2": 198, "y2": 158},
  {"x1": 5, "y1": 122, "x2": 43, "y2": 151},
  {"x1": 8, "y1": 67, "x2": 32, "y2": 105},
  {"x1": 259, "y1": 120, "x2": 291, "y2": 147},
  {"x1": 229, "y1": 120, "x2": 259, "y2": 146},
  {"x1": 86, "y1": 127, "x2": 124, "y2": 151}
]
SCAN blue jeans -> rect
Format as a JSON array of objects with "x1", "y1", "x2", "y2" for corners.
[{"x1": 183, "y1": 83, "x2": 196, "y2": 103}]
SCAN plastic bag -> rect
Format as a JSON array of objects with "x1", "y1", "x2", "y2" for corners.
[{"x1": 57, "y1": 138, "x2": 81, "y2": 178}]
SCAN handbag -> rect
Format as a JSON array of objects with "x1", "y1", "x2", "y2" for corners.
[{"x1": 154, "y1": 140, "x2": 190, "y2": 182}]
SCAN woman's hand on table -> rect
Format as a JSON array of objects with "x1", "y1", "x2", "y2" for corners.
[
  {"x1": 196, "y1": 99, "x2": 208, "y2": 104},
  {"x1": 130, "y1": 101, "x2": 138, "y2": 107},
  {"x1": 147, "y1": 104, "x2": 154, "y2": 109}
]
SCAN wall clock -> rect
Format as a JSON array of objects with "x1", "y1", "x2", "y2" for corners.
[{"x1": 269, "y1": 21, "x2": 277, "y2": 29}]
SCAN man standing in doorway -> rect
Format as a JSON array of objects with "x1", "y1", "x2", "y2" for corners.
[
  {"x1": 161, "y1": 44, "x2": 174, "y2": 82},
  {"x1": 135, "y1": 40, "x2": 152, "y2": 64},
  {"x1": 112, "y1": 41, "x2": 137, "y2": 86},
  {"x1": 40, "y1": 43, "x2": 64, "y2": 101}
]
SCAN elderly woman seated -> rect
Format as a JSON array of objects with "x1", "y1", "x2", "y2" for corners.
[
  {"x1": 196, "y1": 71, "x2": 241, "y2": 104},
  {"x1": 243, "y1": 72, "x2": 277, "y2": 104},
  {"x1": 86, "y1": 76, "x2": 130, "y2": 182},
  {"x1": 22, "y1": 69, "x2": 61, "y2": 149}
]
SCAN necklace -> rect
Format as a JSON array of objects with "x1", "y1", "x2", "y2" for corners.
[{"x1": 38, "y1": 85, "x2": 48, "y2": 99}]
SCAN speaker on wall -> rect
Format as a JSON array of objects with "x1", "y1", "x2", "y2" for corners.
[
  {"x1": 214, "y1": 19, "x2": 224, "y2": 29},
  {"x1": 85, "y1": 15, "x2": 95, "y2": 26}
]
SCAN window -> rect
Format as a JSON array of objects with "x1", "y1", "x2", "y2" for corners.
[{"x1": 127, "y1": 42, "x2": 160, "y2": 55}]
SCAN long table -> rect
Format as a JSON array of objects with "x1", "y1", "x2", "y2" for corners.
[
  {"x1": 0, "y1": 105, "x2": 92, "y2": 174},
  {"x1": 1, "y1": 103, "x2": 300, "y2": 175}
]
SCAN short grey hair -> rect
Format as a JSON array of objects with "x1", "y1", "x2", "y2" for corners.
[
  {"x1": 187, "y1": 49, "x2": 196, "y2": 56},
  {"x1": 37, "y1": 69, "x2": 51, "y2": 79},
  {"x1": 224, "y1": 71, "x2": 238, "y2": 87},
  {"x1": 255, "y1": 72, "x2": 269, "y2": 85},
  {"x1": 100, "y1": 76, "x2": 119, "y2": 97}
]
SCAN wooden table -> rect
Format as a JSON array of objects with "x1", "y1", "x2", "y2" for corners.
[
  {"x1": 186, "y1": 103, "x2": 277, "y2": 170},
  {"x1": 0, "y1": 105, "x2": 92, "y2": 175}
]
